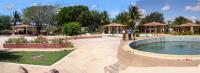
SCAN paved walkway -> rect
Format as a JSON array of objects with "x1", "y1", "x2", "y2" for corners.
[
  {"x1": 1, "y1": 36, "x2": 200, "y2": 73},
  {"x1": 52, "y1": 37, "x2": 122, "y2": 73},
  {"x1": 0, "y1": 37, "x2": 122, "y2": 73},
  {"x1": 120, "y1": 67, "x2": 200, "y2": 73}
]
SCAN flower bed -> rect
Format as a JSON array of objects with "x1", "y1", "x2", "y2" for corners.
[
  {"x1": 3, "y1": 43, "x2": 69, "y2": 48},
  {"x1": 3, "y1": 36, "x2": 71, "y2": 48},
  {"x1": 65, "y1": 35, "x2": 102, "y2": 40}
]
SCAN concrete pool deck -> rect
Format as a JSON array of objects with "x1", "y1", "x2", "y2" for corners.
[
  {"x1": 118, "y1": 36, "x2": 200, "y2": 67},
  {"x1": 0, "y1": 35, "x2": 200, "y2": 73}
]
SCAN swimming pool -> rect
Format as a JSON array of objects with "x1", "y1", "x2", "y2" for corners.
[
  {"x1": 133, "y1": 41, "x2": 200, "y2": 55},
  {"x1": 118, "y1": 36, "x2": 200, "y2": 67},
  {"x1": 130, "y1": 36, "x2": 200, "y2": 55}
]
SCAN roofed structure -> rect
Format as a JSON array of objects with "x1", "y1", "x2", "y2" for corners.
[
  {"x1": 12, "y1": 23, "x2": 36, "y2": 35},
  {"x1": 103, "y1": 23, "x2": 127, "y2": 34},
  {"x1": 176, "y1": 23, "x2": 200, "y2": 27},
  {"x1": 103, "y1": 23, "x2": 127, "y2": 27},
  {"x1": 143, "y1": 22, "x2": 166, "y2": 26},
  {"x1": 141, "y1": 22, "x2": 167, "y2": 33},
  {"x1": 173, "y1": 23, "x2": 200, "y2": 34},
  {"x1": 12, "y1": 23, "x2": 35, "y2": 28}
]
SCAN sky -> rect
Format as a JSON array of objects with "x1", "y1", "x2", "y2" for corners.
[{"x1": 0, "y1": 0, "x2": 199, "y2": 22}]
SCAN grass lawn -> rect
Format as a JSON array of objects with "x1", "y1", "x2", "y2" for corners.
[{"x1": 0, "y1": 50, "x2": 74, "y2": 66}]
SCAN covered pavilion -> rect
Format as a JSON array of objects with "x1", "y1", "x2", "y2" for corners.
[
  {"x1": 141, "y1": 22, "x2": 167, "y2": 33},
  {"x1": 102, "y1": 23, "x2": 127, "y2": 34},
  {"x1": 173, "y1": 23, "x2": 200, "y2": 34},
  {"x1": 12, "y1": 23, "x2": 37, "y2": 35}
]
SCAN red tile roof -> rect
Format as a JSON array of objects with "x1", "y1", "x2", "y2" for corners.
[
  {"x1": 104, "y1": 23, "x2": 127, "y2": 27},
  {"x1": 12, "y1": 23, "x2": 36, "y2": 28},
  {"x1": 143, "y1": 22, "x2": 166, "y2": 26},
  {"x1": 177, "y1": 23, "x2": 200, "y2": 27}
]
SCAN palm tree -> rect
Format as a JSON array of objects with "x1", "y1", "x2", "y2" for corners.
[
  {"x1": 128, "y1": 5, "x2": 143, "y2": 29},
  {"x1": 100, "y1": 11, "x2": 110, "y2": 26},
  {"x1": 172, "y1": 16, "x2": 192, "y2": 26},
  {"x1": 11, "y1": 11, "x2": 21, "y2": 26},
  {"x1": 114, "y1": 11, "x2": 130, "y2": 25}
]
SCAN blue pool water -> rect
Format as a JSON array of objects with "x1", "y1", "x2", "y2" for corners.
[{"x1": 134, "y1": 41, "x2": 200, "y2": 55}]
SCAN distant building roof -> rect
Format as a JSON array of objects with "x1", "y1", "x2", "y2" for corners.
[
  {"x1": 104, "y1": 23, "x2": 127, "y2": 27},
  {"x1": 12, "y1": 23, "x2": 36, "y2": 28},
  {"x1": 143, "y1": 22, "x2": 166, "y2": 26},
  {"x1": 177, "y1": 23, "x2": 200, "y2": 27}
]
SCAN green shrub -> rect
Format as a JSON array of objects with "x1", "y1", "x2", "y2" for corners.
[
  {"x1": 67, "y1": 42, "x2": 74, "y2": 48},
  {"x1": 182, "y1": 31, "x2": 193, "y2": 35},
  {"x1": 62, "y1": 22, "x2": 81, "y2": 36},
  {"x1": 172, "y1": 31, "x2": 193, "y2": 35},
  {"x1": 136, "y1": 33, "x2": 140, "y2": 37},
  {"x1": 6, "y1": 37, "x2": 28, "y2": 44},
  {"x1": 32, "y1": 36, "x2": 48, "y2": 43},
  {"x1": 172, "y1": 32, "x2": 180, "y2": 35},
  {"x1": 51, "y1": 38, "x2": 63, "y2": 44}
]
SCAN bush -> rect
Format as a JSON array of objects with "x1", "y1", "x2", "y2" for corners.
[
  {"x1": 67, "y1": 42, "x2": 74, "y2": 48},
  {"x1": 182, "y1": 31, "x2": 193, "y2": 35},
  {"x1": 172, "y1": 31, "x2": 193, "y2": 35},
  {"x1": 6, "y1": 37, "x2": 28, "y2": 44},
  {"x1": 62, "y1": 22, "x2": 81, "y2": 36},
  {"x1": 32, "y1": 35, "x2": 48, "y2": 43},
  {"x1": 51, "y1": 38, "x2": 63, "y2": 44},
  {"x1": 135, "y1": 33, "x2": 140, "y2": 37}
]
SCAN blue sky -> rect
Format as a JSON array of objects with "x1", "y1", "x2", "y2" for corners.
[{"x1": 0, "y1": 0, "x2": 199, "y2": 22}]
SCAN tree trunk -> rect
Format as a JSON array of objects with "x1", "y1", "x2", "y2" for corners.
[{"x1": 36, "y1": 22, "x2": 41, "y2": 35}]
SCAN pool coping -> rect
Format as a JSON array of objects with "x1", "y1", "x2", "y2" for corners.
[{"x1": 122, "y1": 37, "x2": 200, "y2": 60}]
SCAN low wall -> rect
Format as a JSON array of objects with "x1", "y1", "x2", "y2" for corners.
[
  {"x1": 3, "y1": 43, "x2": 69, "y2": 48},
  {"x1": 65, "y1": 35, "x2": 102, "y2": 40},
  {"x1": 118, "y1": 36, "x2": 200, "y2": 67},
  {"x1": 130, "y1": 36, "x2": 200, "y2": 47}
]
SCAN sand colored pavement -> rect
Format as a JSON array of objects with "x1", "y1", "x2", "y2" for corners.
[
  {"x1": 1, "y1": 36, "x2": 200, "y2": 73},
  {"x1": 120, "y1": 67, "x2": 200, "y2": 73},
  {"x1": 52, "y1": 37, "x2": 122, "y2": 73}
]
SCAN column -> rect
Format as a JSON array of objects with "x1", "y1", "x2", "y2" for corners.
[
  {"x1": 155, "y1": 26, "x2": 157, "y2": 33},
  {"x1": 108, "y1": 27, "x2": 111, "y2": 34},
  {"x1": 102, "y1": 27, "x2": 104, "y2": 34},
  {"x1": 191, "y1": 26, "x2": 194, "y2": 34},
  {"x1": 26, "y1": 27, "x2": 28, "y2": 35},
  {"x1": 149, "y1": 26, "x2": 152, "y2": 33},
  {"x1": 116, "y1": 26, "x2": 119, "y2": 34},
  {"x1": 12, "y1": 27, "x2": 15, "y2": 35}
]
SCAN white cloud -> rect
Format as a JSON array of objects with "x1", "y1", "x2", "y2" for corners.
[
  {"x1": 185, "y1": 0, "x2": 200, "y2": 12},
  {"x1": 110, "y1": 10, "x2": 121, "y2": 18},
  {"x1": 3, "y1": 3, "x2": 15, "y2": 11},
  {"x1": 186, "y1": 16, "x2": 197, "y2": 23},
  {"x1": 161, "y1": 4, "x2": 171, "y2": 11},
  {"x1": 131, "y1": 2, "x2": 136, "y2": 6},
  {"x1": 139, "y1": 9, "x2": 145, "y2": 18},
  {"x1": 32, "y1": 3, "x2": 41, "y2": 6},
  {"x1": 92, "y1": 4, "x2": 98, "y2": 10}
]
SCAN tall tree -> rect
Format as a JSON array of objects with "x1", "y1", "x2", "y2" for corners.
[
  {"x1": 100, "y1": 11, "x2": 110, "y2": 26},
  {"x1": 114, "y1": 5, "x2": 142, "y2": 29},
  {"x1": 78, "y1": 10, "x2": 101, "y2": 32},
  {"x1": 89, "y1": 11, "x2": 102, "y2": 32},
  {"x1": 114, "y1": 11, "x2": 130, "y2": 26},
  {"x1": 11, "y1": 11, "x2": 21, "y2": 26},
  {"x1": 196, "y1": 20, "x2": 200, "y2": 24},
  {"x1": 128, "y1": 5, "x2": 143, "y2": 29},
  {"x1": 56, "y1": 5, "x2": 89, "y2": 26},
  {"x1": 23, "y1": 5, "x2": 58, "y2": 34},
  {"x1": 140, "y1": 12, "x2": 165, "y2": 25},
  {"x1": 0, "y1": 15, "x2": 11, "y2": 33},
  {"x1": 172, "y1": 16, "x2": 192, "y2": 26}
]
